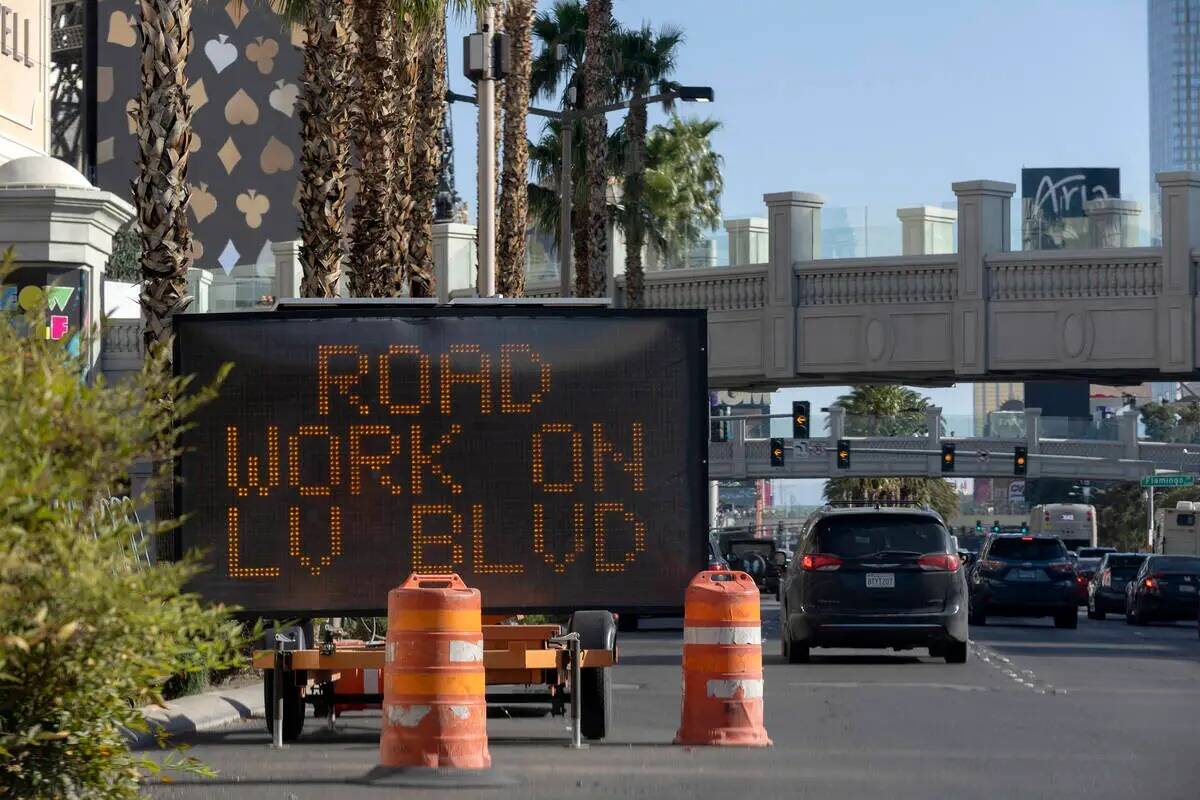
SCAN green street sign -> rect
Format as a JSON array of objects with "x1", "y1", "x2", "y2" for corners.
[{"x1": 1141, "y1": 475, "x2": 1196, "y2": 488}]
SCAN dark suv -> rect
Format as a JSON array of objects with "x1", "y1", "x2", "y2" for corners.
[
  {"x1": 968, "y1": 535, "x2": 1078, "y2": 628},
  {"x1": 1086, "y1": 553, "x2": 1147, "y2": 620},
  {"x1": 780, "y1": 507, "x2": 968, "y2": 664}
]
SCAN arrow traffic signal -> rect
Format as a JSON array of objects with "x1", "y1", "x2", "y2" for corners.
[
  {"x1": 1013, "y1": 446, "x2": 1027, "y2": 476},
  {"x1": 770, "y1": 437, "x2": 785, "y2": 467},
  {"x1": 941, "y1": 443, "x2": 956, "y2": 473},
  {"x1": 836, "y1": 439, "x2": 851, "y2": 469},
  {"x1": 792, "y1": 400, "x2": 810, "y2": 440}
]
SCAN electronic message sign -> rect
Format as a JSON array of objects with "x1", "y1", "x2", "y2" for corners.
[{"x1": 174, "y1": 307, "x2": 707, "y2": 615}]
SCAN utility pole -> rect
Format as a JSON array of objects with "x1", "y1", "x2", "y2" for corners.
[{"x1": 475, "y1": 2, "x2": 496, "y2": 297}]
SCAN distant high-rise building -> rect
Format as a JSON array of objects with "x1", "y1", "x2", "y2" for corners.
[{"x1": 1149, "y1": 0, "x2": 1200, "y2": 243}]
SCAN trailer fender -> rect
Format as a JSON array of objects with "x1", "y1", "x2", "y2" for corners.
[{"x1": 568, "y1": 610, "x2": 617, "y2": 652}]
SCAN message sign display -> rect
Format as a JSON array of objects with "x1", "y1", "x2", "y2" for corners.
[{"x1": 174, "y1": 307, "x2": 707, "y2": 615}]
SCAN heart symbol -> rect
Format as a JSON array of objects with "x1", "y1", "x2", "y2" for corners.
[
  {"x1": 190, "y1": 182, "x2": 218, "y2": 223},
  {"x1": 245, "y1": 36, "x2": 279, "y2": 75},
  {"x1": 259, "y1": 136, "x2": 294, "y2": 175},
  {"x1": 224, "y1": 89, "x2": 259, "y2": 126},
  {"x1": 268, "y1": 80, "x2": 299, "y2": 118},
  {"x1": 107, "y1": 11, "x2": 136, "y2": 48},
  {"x1": 204, "y1": 34, "x2": 238, "y2": 74},
  {"x1": 235, "y1": 190, "x2": 271, "y2": 229}
]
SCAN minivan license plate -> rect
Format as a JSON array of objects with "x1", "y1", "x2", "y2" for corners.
[{"x1": 866, "y1": 573, "x2": 895, "y2": 589}]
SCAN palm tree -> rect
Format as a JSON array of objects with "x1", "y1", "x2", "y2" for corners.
[
  {"x1": 530, "y1": 0, "x2": 591, "y2": 290},
  {"x1": 823, "y1": 385, "x2": 959, "y2": 521},
  {"x1": 611, "y1": 24, "x2": 682, "y2": 306},
  {"x1": 581, "y1": 0, "x2": 613, "y2": 297},
  {"x1": 640, "y1": 115, "x2": 723, "y2": 267},
  {"x1": 133, "y1": 0, "x2": 195, "y2": 355},
  {"x1": 278, "y1": 0, "x2": 355, "y2": 298},
  {"x1": 496, "y1": 0, "x2": 535, "y2": 296},
  {"x1": 406, "y1": 13, "x2": 448, "y2": 298},
  {"x1": 348, "y1": 0, "x2": 396, "y2": 297}
]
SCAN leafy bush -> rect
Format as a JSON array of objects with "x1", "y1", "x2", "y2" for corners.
[
  {"x1": 0, "y1": 251, "x2": 247, "y2": 797},
  {"x1": 104, "y1": 220, "x2": 142, "y2": 283}
]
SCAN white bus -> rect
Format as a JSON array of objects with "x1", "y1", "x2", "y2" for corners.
[
  {"x1": 1028, "y1": 503, "x2": 1098, "y2": 551},
  {"x1": 1153, "y1": 502, "x2": 1200, "y2": 555}
]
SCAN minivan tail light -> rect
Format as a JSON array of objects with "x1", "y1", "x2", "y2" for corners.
[
  {"x1": 802, "y1": 553, "x2": 843, "y2": 571},
  {"x1": 917, "y1": 553, "x2": 960, "y2": 572},
  {"x1": 1143, "y1": 576, "x2": 1159, "y2": 591},
  {"x1": 978, "y1": 558, "x2": 1005, "y2": 572},
  {"x1": 1101, "y1": 569, "x2": 1111, "y2": 587}
]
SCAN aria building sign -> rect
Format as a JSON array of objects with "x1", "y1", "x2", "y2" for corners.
[{"x1": 0, "y1": 0, "x2": 47, "y2": 161}]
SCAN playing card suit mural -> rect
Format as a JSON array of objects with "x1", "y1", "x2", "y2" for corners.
[{"x1": 95, "y1": 0, "x2": 303, "y2": 289}]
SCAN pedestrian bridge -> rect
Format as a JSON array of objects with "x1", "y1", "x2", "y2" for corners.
[
  {"x1": 709, "y1": 406, "x2": 1200, "y2": 482},
  {"x1": 513, "y1": 173, "x2": 1200, "y2": 389}
]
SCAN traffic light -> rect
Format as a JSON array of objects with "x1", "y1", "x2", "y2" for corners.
[
  {"x1": 1020, "y1": 522, "x2": 1029, "y2": 534},
  {"x1": 836, "y1": 439, "x2": 851, "y2": 469},
  {"x1": 770, "y1": 437, "x2": 785, "y2": 467},
  {"x1": 975, "y1": 520, "x2": 983, "y2": 533},
  {"x1": 941, "y1": 443, "x2": 956, "y2": 473},
  {"x1": 992, "y1": 520, "x2": 1001, "y2": 534},
  {"x1": 792, "y1": 401, "x2": 810, "y2": 440},
  {"x1": 1013, "y1": 446, "x2": 1027, "y2": 476}
]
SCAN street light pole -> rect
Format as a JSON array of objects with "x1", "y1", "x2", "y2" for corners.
[
  {"x1": 558, "y1": 111, "x2": 574, "y2": 297},
  {"x1": 476, "y1": 2, "x2": 496, "y2": 297}
]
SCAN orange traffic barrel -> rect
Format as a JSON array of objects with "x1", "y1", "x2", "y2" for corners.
[
  {"x1": 378, "y1": 573, "x2": 490, "y2": 769},
  {"x1": 674, "y1": 570, "x2": 772, "y2": 747}
]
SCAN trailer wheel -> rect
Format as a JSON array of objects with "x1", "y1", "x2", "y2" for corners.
[
  {"x1": 263, "y1": 668, "x2": 305, "y2": 742},
  {"x1": 579, "y1": 665, "x2": 612, "y2": 741},
  {"x1": 568, "y1": 610, "x2": 617, "y2": 742}
]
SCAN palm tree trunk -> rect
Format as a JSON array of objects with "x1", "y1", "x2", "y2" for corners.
[
  {"x1": 582, "y1": 0, "x2": 611, "y2": 298},
  {"x1": 407, "y1": 13, "x2": 447, "y2": 298},
  {"x1": 387, "y1": 15, "x2": 420, "y2": 296},
  {"x1": 134, "y1": 0, "x2": 194, "y2": 355},
  {"x1": 348, "y1": 0, "x2": 395, "y2": 297},
  {"x1": 622, "y1": 95, "x2": 647, "y2": 308},
  {"x1": 297, "y1": 0, "x2": 354, "y2": 298},
  {"x1": 496, "y1": 0, "x2": 533, "y2": 297}
]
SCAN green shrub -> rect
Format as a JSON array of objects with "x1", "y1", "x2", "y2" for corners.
[{"x1": 0, "y1": 251, "x2": 247, "y2": 798}]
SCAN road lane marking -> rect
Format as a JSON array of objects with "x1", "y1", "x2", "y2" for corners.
[
  {"x1": 785, "y1": 681, "x2": 993, "y2": 692},
  {"x1": 970, "y1": 640, "x2": 1062, "y2": 695}
]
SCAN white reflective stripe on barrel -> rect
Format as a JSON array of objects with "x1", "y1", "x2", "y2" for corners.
[
  {"x1": 705, "y1": 678, "x2": 764, "y2": 699},
  {"x1": 684, "y1": 626, "x2": 762, "y2": 646}
]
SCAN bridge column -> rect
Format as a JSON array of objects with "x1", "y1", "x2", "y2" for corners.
[
  {"x1": 764, "y1": 191, "x2": 823, "y2": 380},
  {"x1": 897, "y1": 207, "x2": 957, "y2": 256},
  {"x1": 1119, "y1": 413, "x2": 1139, "y2": 461},
  {"x1": 1154, "y1": 172, "x2": 1199, "y2": 373},
  {"x1": 1024, "y1": 408, "x2": 1042, "y2": 479},
  {"x1": 725, "y1": 217, "x2": 769, "y2": 265},
  {"x1": 1085, "y1": 199, "x2": 1141, "y2": 248},
  {"x1": 951, "y1": 180, "x2": 1014, "y2": 377},
  {"x1": 926, "y1": 406, "x2": 943, "y2": 475}
]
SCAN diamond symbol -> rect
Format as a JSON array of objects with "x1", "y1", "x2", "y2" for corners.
[
  {"x1": 187, "y1": 78, "x2": 208, "y2": 112},
  {"x1": 218, "y1": 240, "x2": 241, "y2": 275},
  {"x1": 225, "y1": 0, "x2": 249, "y2": 27},
  {"x1": 217, "y1": 136, "x2": 241, "y2": 174}
]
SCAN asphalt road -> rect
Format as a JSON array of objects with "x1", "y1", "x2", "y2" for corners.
[{"x1": 148, "y1": 601, "x2": 1200, "y2": 800}]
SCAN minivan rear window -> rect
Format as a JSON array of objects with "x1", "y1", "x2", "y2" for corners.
[
  {"x1": 812, "y1": 515, "x2": 948, "y2": 559},
  {"x1": 987, "y1": 537, "x2": 1066, "y2": 561}
]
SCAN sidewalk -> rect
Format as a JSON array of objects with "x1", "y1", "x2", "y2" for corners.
[{"x1": 128, "y1": 681, "x2": 263, "y2": 749}]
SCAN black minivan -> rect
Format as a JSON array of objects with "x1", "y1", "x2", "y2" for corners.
[{"x1": 780, "y1": 506, "x2": 969, "y2": 664}]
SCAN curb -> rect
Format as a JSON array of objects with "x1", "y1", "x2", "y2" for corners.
[{"x1": 127, "y1": 682, "x2": 263, "y2": 750}]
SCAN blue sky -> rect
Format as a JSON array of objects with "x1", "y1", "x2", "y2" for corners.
[{"x1": 444, "y1": 1, "x2": 1150, "y2": 502}]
